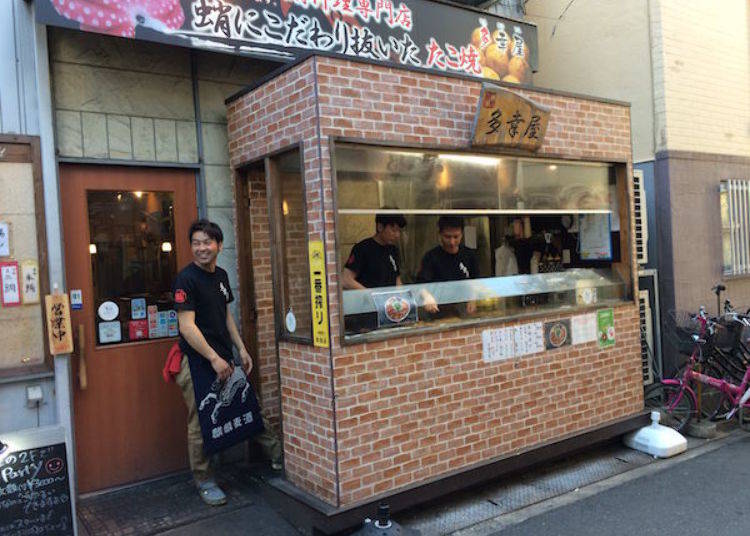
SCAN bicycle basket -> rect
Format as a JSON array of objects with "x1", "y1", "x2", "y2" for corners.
[
  {"x1": 713, "y1": 318, "x2": 745, "y2": 350},
  {"x1": 664, "y1": 310, "x2": 704, "y2": 356}
]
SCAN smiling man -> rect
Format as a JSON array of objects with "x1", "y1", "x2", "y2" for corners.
[{"x1": 173, "y1": 219, "x2": 281, "y2": 506}]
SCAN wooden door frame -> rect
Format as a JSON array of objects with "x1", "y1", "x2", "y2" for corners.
[
  {"x1": 234, "y1": 165, "x2": 261, "y2": 393},
  {"x1": 0, "y1": 134, "x2": 51, "y2": 376}
]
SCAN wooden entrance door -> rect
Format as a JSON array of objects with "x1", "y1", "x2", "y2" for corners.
[{"x1": 60, "y1": 165, "x2": 196, "y2": 493}]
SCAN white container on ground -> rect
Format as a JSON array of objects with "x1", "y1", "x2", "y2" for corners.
[{"x1": 623, "y1": 411, "x2": 687, "y2": 458}]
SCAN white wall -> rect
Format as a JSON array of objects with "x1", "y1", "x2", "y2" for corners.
[
  {"x1": 650, "y1": 0, "x2": 750, "y2": 156},
  {"x1": 524, "y1": 0, "x2": 655, "y2": 163}
]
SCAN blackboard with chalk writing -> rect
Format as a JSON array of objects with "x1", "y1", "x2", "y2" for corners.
[{"x1": 0, "y1": 440, "x2": 74, "y2": 535}]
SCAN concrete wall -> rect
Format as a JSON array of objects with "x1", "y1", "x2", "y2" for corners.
[
  {"x1": 649, "y1": 0, "x2": 750, "y2": 156},
  {"x1": 49, "y1": 27, "x2": 277, "y2": 322},
  {"x1": 0, "y1": 1, "x2": 57, "y2": 434},
  {"x1": 525, "y1": 0, "x2": 655, "y2": 163}
]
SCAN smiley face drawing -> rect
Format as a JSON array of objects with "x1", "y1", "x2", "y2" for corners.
[{"x1": 45, "y1": 457, "x2": 64, "y2": 475}]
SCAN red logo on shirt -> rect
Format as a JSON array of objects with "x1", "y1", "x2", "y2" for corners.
[
  {"x1": 347, "y1": 254, "x2": 355, "y2": 266},
  {"x1": 174, "y1": 289, "x2": 187, "y2": 303}
]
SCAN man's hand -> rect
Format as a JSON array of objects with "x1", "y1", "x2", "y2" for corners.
[
  {"x1": 239, "y1": 348, "x2": 253, "y2": 375},
  {"x1": 423, "y1": 292, "x2": 439, "y2": 313},
  {"x1": 210, "y1": 355, "x2": 232, "y2": 381}
]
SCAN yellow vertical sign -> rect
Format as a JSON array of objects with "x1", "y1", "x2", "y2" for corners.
[{"x1": 308, "y1": 240, "x2": 330, "y2": 348}]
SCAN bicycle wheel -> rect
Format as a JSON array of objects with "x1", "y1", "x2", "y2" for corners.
[
  {"x1": 672, "y1": 362, "x2": 731, "y2": 420},
  {"x1": 644, "y1": 383, "x2": 695, "y2": 432}
]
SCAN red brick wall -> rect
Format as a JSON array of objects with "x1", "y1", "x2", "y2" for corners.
[
  {"x1": 228, "y1": 60, "x2": 338, "y2": 504},
  {"x1": 228, "y1": 56, "x2": 641, "y2": 508}
]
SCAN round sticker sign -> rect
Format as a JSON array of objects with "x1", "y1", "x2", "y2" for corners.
[
  {"x1": 97, "y1": 301, "x2": 119, "y2": 321},
  {"x1": 384, "y1": 296, "x2": 410, "y2": 323}
]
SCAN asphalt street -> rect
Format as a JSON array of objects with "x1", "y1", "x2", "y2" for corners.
[{"x1": 488, "y1": 434, "x2": 750, "y2": 536}]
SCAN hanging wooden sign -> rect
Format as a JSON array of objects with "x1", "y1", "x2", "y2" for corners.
[
  {"x1": 471, "y1": 85, "x2": 550, "y2": 151},
  {"x1": 45, "y1": 293, "x2": 74, "y2": 355}
]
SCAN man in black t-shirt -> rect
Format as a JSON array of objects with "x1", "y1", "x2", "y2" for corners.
[
  {"x1": 341, "y1": 213, "x2": 406, "y2": 333},
  {"x1": 173, "y1": 219, "x2": 281, "y2": 506},
  {"x1": 417, "y1": 216, "x2": 480, "y2": 316},
  {"x1": 342, "y1": 213, "x2": 406, "y2": 290}
]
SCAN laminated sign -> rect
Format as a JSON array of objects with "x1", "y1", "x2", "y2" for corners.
[{"x1": 309, "y1": 240, "x2": 330, "y2": 348}]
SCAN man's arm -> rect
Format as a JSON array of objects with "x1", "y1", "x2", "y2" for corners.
[
  {"x1": 178, "y1": 310, "x2": 232, "y2": 380},
  {"x1": 226, "y1": 307, "x2": 253, "y2": 375},
  {"x1": 341, "y1": 267, "x2": 366, "y2": 290}
]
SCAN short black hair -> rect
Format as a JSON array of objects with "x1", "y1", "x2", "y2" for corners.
[
  {"x1": 438, "y1": 216, "x2": 464, "y2": 232},
  {"x1": 375, "y1": 213, "x2": 407, "y2": 229},
  {"x1": 188, "y1": 219, "x2": 223, "y2": 244}
]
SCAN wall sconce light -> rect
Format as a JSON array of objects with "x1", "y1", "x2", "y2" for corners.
[
  {"x1": 161, "y1": 241, "x2": 173, "y2": 253},
  {"x1": 282, "y1": 200, "x2": 289, "y2": 216},
  {"x1": 134, "y1": 191, "x2": 143, "y2": 199},
  {"x1": 89, "y1": 244, "x2": 97, "y2": 254},
  {"x1": 548, "y1": 164, "x2": 558, "y2": 171}
]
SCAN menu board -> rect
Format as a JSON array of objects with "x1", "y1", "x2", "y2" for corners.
[{"x1": 0, "y1": 427, "x2": 74, "y2": 536}]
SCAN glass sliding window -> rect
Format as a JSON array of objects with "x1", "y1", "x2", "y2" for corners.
[
  {"x1": 335, "y1": 142, "x2": 631, "y2": 342},
  {"x1": 268, "y1": 148, "x2": 312, "y2": 340},
  {"x1": 88, "y1": 190, "x2": 177, "y2": 345}
]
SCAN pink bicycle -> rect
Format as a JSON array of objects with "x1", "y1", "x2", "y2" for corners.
[{"x1": 645, "y1": 307, "x2": 750, "y2": 431}]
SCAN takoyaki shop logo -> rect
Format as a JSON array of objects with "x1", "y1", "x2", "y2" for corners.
[{"x1": 36, "y1": 0, "x2": 537, "y2": 83}]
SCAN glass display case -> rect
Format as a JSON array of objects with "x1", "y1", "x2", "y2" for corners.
[{"x1": 333, "y1": 142, "x2": 631, "y2": 342}]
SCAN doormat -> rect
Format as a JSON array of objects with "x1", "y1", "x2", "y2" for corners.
[{"x1": 77, "y1": 464, "x2": 260, "y2": 536}]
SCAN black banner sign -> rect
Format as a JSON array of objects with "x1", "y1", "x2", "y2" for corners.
[
  {"x1": 0, "y1": 442, "x2": 74, "y2": 536},
  {"x1": 35, "y1": 0, "x2": 537, "y2": 83}
]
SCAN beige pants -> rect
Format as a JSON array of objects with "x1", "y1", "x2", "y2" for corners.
[{"x1": 175, "y1": 355, "x2": 282, "y2": 484}]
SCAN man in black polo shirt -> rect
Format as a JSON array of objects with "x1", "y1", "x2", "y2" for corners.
[
  {"x1": 417, "y1": 216, "x2": 480, "y2": 316},
  {"x1": 173, "y1": 219, "x2": 281, "y2": 506},
  {"x1": 341, "y1": 213, "x2": 406, "y2": 332}
]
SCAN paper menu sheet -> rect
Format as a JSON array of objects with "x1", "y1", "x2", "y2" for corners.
[
  {"x1": 482, "y1": 327, "x2": 515, "y2": 363},
  {"x1": 571, "y1": 313, "x2": 597, "y2": 345},
  {"x1": 482, "y1": 322, "x2": 544, "y2": 362},
  {"x1": 578, "y1": 214, "x2": 612, "y2": 260},
  {"x1": 513, "y1": 322, "x2": 544, "y2": 357}
]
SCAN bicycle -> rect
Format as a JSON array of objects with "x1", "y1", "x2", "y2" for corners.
[{"x1": 645, "y1": 308, "x2": 750, "y2": 431}]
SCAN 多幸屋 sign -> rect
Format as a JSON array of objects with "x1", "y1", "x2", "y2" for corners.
[
  {"x1": 471, "y1": 84, "x2": 550, "y2": 151},
  {"x1": 35, "y1": 0, "x2": 537, "y2": 83}
]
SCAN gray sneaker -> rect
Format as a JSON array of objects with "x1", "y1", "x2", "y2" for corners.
[{"x1": 198, "y1": 481, "x2": 227, "y2": 506}]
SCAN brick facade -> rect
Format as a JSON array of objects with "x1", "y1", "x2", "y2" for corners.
[{"x1": 227, "y1": 56, "x2": 641, "y2": 507}]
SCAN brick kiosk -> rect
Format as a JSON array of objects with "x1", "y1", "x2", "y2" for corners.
[{"x1": 227, "y1": 55, "x2": 647, "y2": 532}]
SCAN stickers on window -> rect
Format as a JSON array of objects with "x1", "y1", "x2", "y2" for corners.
[
  {"x1": 131, "y1": 298, "x2": 146, "y2": 320},
  {"x1": 70, "y1": 289, "x2": 83, "y2": 310},
  {"x1": 98, "y1": 301, "x2": 119, "y2": 321},
  {"x1": 98, "y1": 321, "x2": 122, "y2": 344}
]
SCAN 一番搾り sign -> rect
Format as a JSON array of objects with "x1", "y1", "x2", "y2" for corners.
[{"x1": 35, "y1": 0, "x2": 537, "y2": 84}]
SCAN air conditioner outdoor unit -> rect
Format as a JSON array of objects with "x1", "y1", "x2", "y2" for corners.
[
  {"x1": 633, "y1": 170, "x2": 648, "y2": 265},
  {"x1": 639, "y1": 289, "x2": 655, "y2": 385}
]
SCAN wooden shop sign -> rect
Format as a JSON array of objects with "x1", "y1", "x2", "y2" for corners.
[{"x1": 471, "y1": 85, "x2": 550, "y2": 151}]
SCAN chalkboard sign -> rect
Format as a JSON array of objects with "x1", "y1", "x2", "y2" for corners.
[{"x1": 0, "y1": 428, "x2": 74, "y2": 536}]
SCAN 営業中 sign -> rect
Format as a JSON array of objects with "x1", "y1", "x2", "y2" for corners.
[{"x1": 45, "y1": 293, "x2": 74, "y2": 355}]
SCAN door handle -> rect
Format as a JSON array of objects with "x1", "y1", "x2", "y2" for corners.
[{"x1": 78, "y1": 324, "x2": 88, "y2": 390}]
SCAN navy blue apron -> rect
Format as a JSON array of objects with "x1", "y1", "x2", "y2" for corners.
[{"x1": 187, "y1": 353, "x2": 264, "y2": 456}]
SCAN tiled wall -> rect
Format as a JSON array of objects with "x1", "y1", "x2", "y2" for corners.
[
  {"x1": 228, "y1": 56, "x2": 642, "y2": 507},
  {"x1": 650, "y1": 0, "x2": 749, "y2": 156},
  {"x1": 49, "y1": 28, "x2": 276, "y2": 320}
]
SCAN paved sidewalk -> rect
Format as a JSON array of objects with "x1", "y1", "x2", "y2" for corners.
[
  {"x1": 466, "y1": 432, "x2": 749, "y2": 536},
  {"x1": 76, "y1": 430, "x2": 737, "y2": 535}
]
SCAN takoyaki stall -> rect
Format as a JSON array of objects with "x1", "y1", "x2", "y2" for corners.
[{"x1": 226, "y1": 55, "x2": 647, "y2": 532}]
